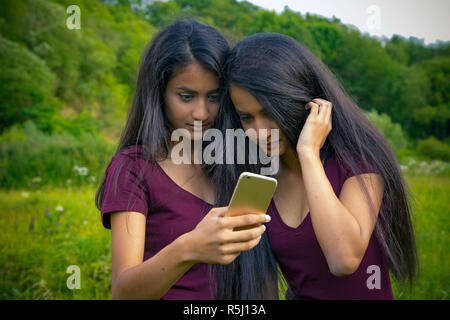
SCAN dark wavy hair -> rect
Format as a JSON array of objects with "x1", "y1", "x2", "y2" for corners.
[{"x1": 210, "y1": 33, "x2": 418, "y2": 299}]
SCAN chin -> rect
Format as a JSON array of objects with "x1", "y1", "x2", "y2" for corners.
[
  {"x1": 268, "y1": 149, "x2": 284, "y2": 157},
  {"x1": 190, "y1": 135, "x2": 204, "y2": 142},
  {"x1": 267, "y1": 143, "x2": 286, "y2": 157}
]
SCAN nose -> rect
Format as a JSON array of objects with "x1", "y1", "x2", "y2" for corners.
[
  {"x1": 254, "y1": 117, "x2": 276, "y2": 142},
  {"x1": 192, "y1": 99, "x2": 210, "y2": 122}
]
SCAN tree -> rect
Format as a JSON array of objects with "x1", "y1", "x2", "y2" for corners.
[{"x1": 0, "y1": 36, "x2": 56, "y2": 132}]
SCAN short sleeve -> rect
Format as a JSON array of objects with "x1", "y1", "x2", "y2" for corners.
[
  {"x1": 340, "y1": 153, "x2": 379, "y2": 181},
  {"x1": 100, "y1": 153, "x2": 150, "y2": 229}
]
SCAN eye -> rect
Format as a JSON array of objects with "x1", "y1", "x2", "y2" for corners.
[
  {"x1": 207, "y1": 94, "x2": 219, "y2": 102},
  {"x1": 239, "y1": 115, "x2": 253, "y2": 123},
  {"x1": 178, "y1": 93, "x2": 194, "y2": 102}
]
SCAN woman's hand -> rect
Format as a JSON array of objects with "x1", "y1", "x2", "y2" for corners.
[
  {"x1": 181, "y1": 206, "x2": 270, "y2": 265},
  {"x1": 296, "y1": 98, "x2": 333, "y2": 158}
]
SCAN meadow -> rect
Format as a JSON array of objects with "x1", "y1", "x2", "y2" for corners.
[
  {"x1": 1, "y1": 0, "x2": 448, "y2": 301},
  {"x1": 0, "y1": 174, "x2": 448, "y2": 300}
]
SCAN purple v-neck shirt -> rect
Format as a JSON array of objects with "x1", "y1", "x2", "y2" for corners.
[
  {"x1": 100, "y1": 146, "x2": 215, "y2": 299},
  {"x1": 266, "y1": 152, "x2": 394, "y2": 299}
]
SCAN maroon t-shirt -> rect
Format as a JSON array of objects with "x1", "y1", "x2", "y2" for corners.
[
  {"x1": 266, "y1": 152, "x2": 394, "y2": 299},
  {"x1": 100, "y1": 145, "x2": 215, "y2": 299}
]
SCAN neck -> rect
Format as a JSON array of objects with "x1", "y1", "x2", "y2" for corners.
[
  {"x1": 167, "y1": 138, "x2": 203, "y2": 170},
  {"x1": 279, "y1": 147, "x2": 302, "y2": 177}
]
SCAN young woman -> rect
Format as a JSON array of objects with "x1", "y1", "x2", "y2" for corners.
[
  {"x1": 94, "y1": 20, "x2": 270, "y2": 300},
  {"x1": 212, "y1": 33, "x2": 418, "y2": 299}
]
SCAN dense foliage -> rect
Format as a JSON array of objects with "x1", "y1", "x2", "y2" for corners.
[{"x1": 0, "y1": 0, "x2": 448, "y2": 188}]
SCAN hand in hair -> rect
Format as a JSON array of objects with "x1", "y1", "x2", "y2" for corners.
[{"x1": 296, "y1": 98, "x2": 333, "y2": 157}]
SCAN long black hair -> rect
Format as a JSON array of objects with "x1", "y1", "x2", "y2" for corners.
[
  {"x1": 95, "y1": 18, "x2": 230, "y2": 242},
  {"x1": 211, "y1": 32, "x2": 418, "y2": 298}
]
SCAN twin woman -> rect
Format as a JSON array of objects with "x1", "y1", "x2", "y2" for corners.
[{"x1": 95, "y1": 19, "x2": 418, "y2": 300}]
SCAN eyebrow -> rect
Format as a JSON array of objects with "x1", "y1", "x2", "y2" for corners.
[
  {"x1": 235, "y1": 108, "x2": 265, "y2": 115},
  {"x1": 176, "y1": 86, "x2": 219, "y2": 94},
  {"x1": 176, "y1": 86, "x2": 196, "y2": 93}
]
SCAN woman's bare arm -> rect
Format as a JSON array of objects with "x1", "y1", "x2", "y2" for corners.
[
  {"x1": 110, "y1": 211, "x2": 195, "y2": 299},
  {"x1": 110, "y1": 208, "x2": 270, "y2": 299},
  {"x1": 299, "y1": 152, "x2": 384, "y2": 276}
]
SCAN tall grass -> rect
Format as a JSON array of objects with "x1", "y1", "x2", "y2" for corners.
[
  {"x1": 0, "y1": 121, "x2": 116, "y2": 189},
  {"x1": 0, "y1": 187, "x2": 111, "y2": 299},
  {"x1": 391, "y1": 175, "x2": 449, "y2": 300},
  {"x1": 0, "y1": 175, "x2": 448, "y2": 299}
]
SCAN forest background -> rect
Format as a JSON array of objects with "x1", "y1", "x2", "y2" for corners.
[{"x1": 0, "y1": 0, "x2": 448, "y2": 299}]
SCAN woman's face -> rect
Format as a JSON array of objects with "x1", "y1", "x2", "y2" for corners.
[
  {"x1": 229, "y1": 85, "x2": 289, "y2": 157},
  {"x1": 164, "y1": 61, "x2": 220, "y2": 140}
]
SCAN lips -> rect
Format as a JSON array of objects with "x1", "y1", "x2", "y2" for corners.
[
  {"x1": 263, "y1": 139, "x2": 280, "y2": 150},
  {"x1": 186, "y1": 123, "x2": 211, "y2": 130}
]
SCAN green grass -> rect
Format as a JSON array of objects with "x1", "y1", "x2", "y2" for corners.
[
  {"x1": 0, "y1": 186, "x2": 111, "y2": 299},
  {"x1": 0, "y1": 175, "x2": 448, "y2": 299},
  {"x1": 0, "y1": 121, "x2": 116, "y2": 189},
  {"x1": 391, "y1": 175, "x2": 449, "y2": 300}
]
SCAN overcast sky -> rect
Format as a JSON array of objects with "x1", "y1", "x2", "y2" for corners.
[{"x1": 242, "y1": 0, "x2": 450, "y2": 44}]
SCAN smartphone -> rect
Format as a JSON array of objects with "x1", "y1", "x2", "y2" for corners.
[{"x1": 226, "y1": 172, "x2": 277, "y2": 230}]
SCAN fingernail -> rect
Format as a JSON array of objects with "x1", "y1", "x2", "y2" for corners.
[{"x1": 265, "y1": 215, "x2": 271, "y2": 222}]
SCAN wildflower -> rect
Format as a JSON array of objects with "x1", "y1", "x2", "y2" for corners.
[
  {"x1": 21, "y1": 191, "x2": 30, "y2": 198},
  {"x1": 77, "y1": 167, "x2": 88, "y2": 176},
  {"x1": 29, "y1": 216, "x2": 35, "y2": 232},
  {"x1": 73, "y1": 165, "x2": 89, "y2": 176},
  {"x1": 31, "y1": 177, "x2": 42, "y2": 184},
  {"x1": 55, "y1": 205, "x2": 64, "y2": 212},
  {"x1": 45, "y1": 204, "x2": 51, "y2": 219}
]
